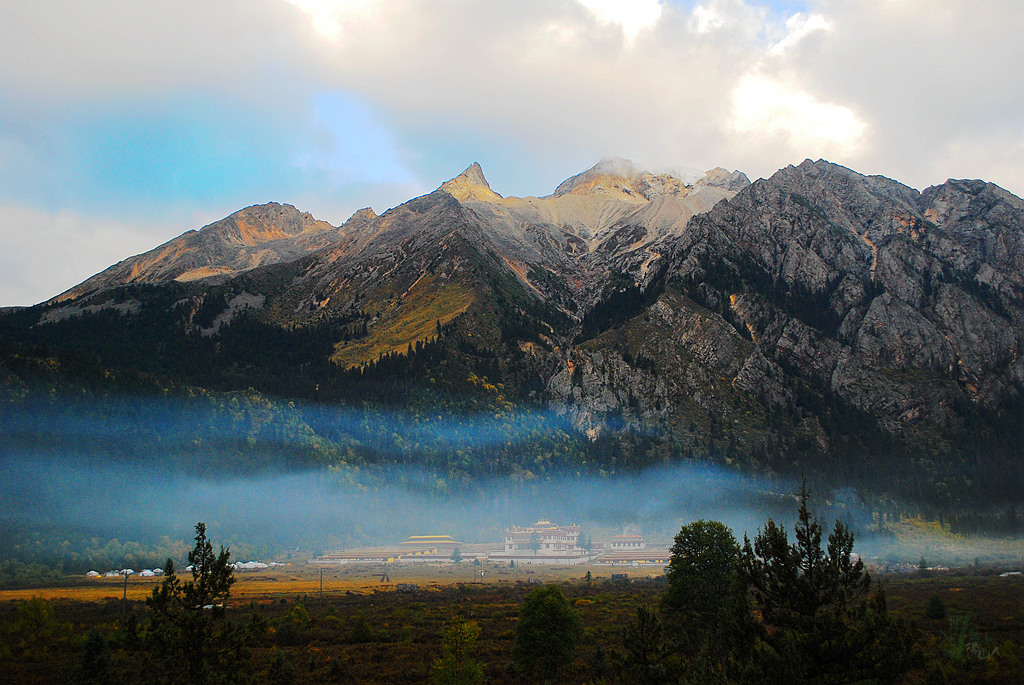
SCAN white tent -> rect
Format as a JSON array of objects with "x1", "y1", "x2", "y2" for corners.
[{"x1": 232, "y1": 561, "x2": 269, "y2": 571}]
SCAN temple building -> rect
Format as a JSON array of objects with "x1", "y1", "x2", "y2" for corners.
[
  {"x1": 488, "y1": 519, "x2": 595, "y2": 565},
  {"x1": 399, "y1": 535, "x2": 461, "y2": 555}
]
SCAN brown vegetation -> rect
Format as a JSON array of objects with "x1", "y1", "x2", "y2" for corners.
[{"x1": 1, "y1": 564, "x2": 1020, "y2": 683}]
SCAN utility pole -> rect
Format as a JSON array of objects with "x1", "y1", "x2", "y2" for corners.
[
  {"x1": 122, "y1": 570, "x2": 129, "y2": 618},
  {"x1": 319, "y1": 567, "x2": 325, "y2": 604}
]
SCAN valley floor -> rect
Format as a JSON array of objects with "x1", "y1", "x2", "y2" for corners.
[{"x1": 2, "y1": 562, "x2": 1022, "y2": 683}]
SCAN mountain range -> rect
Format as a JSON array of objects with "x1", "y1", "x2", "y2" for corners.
[{"x1": 2, "y1": 157, "x2": 1022, "y2": 506}]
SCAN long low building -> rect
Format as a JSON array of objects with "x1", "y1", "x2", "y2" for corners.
[
  {"x1": 608, "y1": 535, "x2": 646, "y2": 550},
  {"x1": 315, "y1": 536, "x2": 483, "y2": 565},
  {"x1": 314, "y1": 550, "x2": 391, "y2": 565},
  {"x1": 595, "y1": 549, "x2": 671, "y2": 566},
  {"x1": 594, "y1": 533, "x2": 669, "y2": 565}
]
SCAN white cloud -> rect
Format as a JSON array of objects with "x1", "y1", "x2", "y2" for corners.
[
  {"x1": 769, "y1": 12, "x2": 831, "y2": 55},
  {"x1": 282, "y1": 0, "x2": 387, "y2": 43},
  {"x1": 686, "y1": 0, "x2": 766, "y2": 39},
  {"x1": 689, "y1": 5, "x2": 727, "y2": 34},
  {"x1": 729, "y1": 70, "x2": 867, "y2": 158},
  {"x1": 0, "y1": 1, "x2": 313, "y2": 99},
  {"x1": 4, "y1": 0, "x2": 1019, "y2": 195},
  {"x1": 0, "y1": 205, "x2": 197, "y2": 307},
  {"x1": 576, "y1": 0, "x2": 663, "y2": 44},
  {"x1": 784, "y1": 0, "x2": 1024, "y2": 191}
]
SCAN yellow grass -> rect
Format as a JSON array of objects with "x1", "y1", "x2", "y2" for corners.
[
  {"x1": 331, "y1": 276, "x2": 473, "y2": 368},
  {"x1": 0, "y1": 561, "x2": 660, "y2": 604}
]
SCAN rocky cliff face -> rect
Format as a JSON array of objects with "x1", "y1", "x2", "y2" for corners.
[
  {"x1": 13, "y1": 158, "x2": 1023, "y2": 471},
  {"x1": 553, "y1": 160, "x2": 1022, "y2": 459}
]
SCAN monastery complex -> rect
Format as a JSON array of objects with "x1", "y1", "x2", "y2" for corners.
[{"x1": 315, "y1": 520, "x2": 670, "y2": 567}]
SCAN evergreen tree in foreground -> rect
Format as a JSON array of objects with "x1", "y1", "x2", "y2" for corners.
[
  {"x1": 621, "y1": 603, "x2": 667, "y2": 685},
  {"x1": 739, "y1": 482, "x2": 919, "y2": 684},
  {"x1": 659, "y1": 485, "x2": 919, "y2": 683},
  {"x1": 660, "y1": 519, "x2": 755, "y2": 682},
  {"x1": 146, "y1": 522, "x2": 254, "y2": 684}
]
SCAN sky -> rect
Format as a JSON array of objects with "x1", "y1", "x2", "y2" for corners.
[{"x1": 1, "y1": 0, "x2": 1021, "y2": 307}]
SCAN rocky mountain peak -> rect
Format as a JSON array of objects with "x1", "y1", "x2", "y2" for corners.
[
  {"x1": 228, "y1": 201, "x2": 302, "y2": 221},
  {"x1": 440, "y1": 162, "x2": 502, "y2": 202},
  {"x1": 49, "y1": 202, "x2": 342, "y2": 303},
  {"x1": 17, "y1": 157, "x2": 1024, "y2": 502},
  {"x1": 343, "y1": 207, "x2": 378, "y2": 225},
  {"x1": 697, "y1": 167, "x2": 751, "y2": 192},
  {"x1": 552, "y1": 157, "x2": 649, "y2": 199},
  {"x1": 208, "y1": 202, "x2": 337, "y2": 244},
  {"x1": 551, "y1": 158, "x2": 746, "y2": 203}
]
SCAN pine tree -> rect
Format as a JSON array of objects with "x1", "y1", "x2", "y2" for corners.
[
  {"x1": 76, "y1": 630, "x2": 114, "y2": 684},
  {"x1": 146, "y1": 522, "x2": 252, "y2": 684},
  {"x1": 739, "y1": 482, "x2": 918, "y2": 684},
  {"x1": 621, "y1": 604, "x2": 666, "y2": 685}
]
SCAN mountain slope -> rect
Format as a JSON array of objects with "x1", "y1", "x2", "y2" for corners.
[
  {"x1": 53, "y1": 203, "x2": 344, "y2": 303},
  {"x1": 555, "y1": 160, "x2": 1022, "y2": 473},
  {"x1": 2, "y1": 158, "x2": 1022, "y2": 505}
]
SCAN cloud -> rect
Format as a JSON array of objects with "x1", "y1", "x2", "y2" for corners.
[
  {"x1": 0, "y1": 0, "x2": 314, "y2": 99},
  {"x1": 728, "y1": 69, "x2": 867, "y2": 158},
  {"x1": 0, "y1": 203, "x2": 201, "y2": 306},
  {"x1": 576, "y1": 0, "x2": 663, "y2": 44},
  {"x1": 282, "y1": 0, "x2": 388, "y2": 43},
  {"x1": 295, "y1": 1, "x2": 755, "y2": 183},
  {"x1": 780, "y1": 0, "x2": 1024, "y2": 191},
  {"x1": 302, "y1": 0, "x2": 1022, "y2": 193},
  {"x1": 688, "y1": 4, "x2": 727, "y2": 33},
  {"x1": 4, "y1": 0, "x2": 1020, "y2": 195},
  {"x1": 768, "y1": 12, "x2": 831, "y2": 55}
]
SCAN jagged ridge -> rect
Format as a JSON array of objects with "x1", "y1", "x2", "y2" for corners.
[{"x1": 4, "y1": 158, "x2": 1023, "y2": 500}]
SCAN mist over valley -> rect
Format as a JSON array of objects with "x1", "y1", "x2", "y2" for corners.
[
  {"x1": 2, "y1": 157, "x2": 1023, "y2": 577},
  {"x1": 2, "y1": 157, "x2": 1022, "y2": 685}
]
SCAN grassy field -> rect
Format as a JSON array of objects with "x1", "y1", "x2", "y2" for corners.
[
  {"x1": 331, "y1": 277, "x2": 473, "y2": 368},
  {"x1": 2, "y1": 560, "x2": 1021, "y2": 684},
  {"x1": 0, "y1": 560, "x2": 653, "y2": 603}
]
